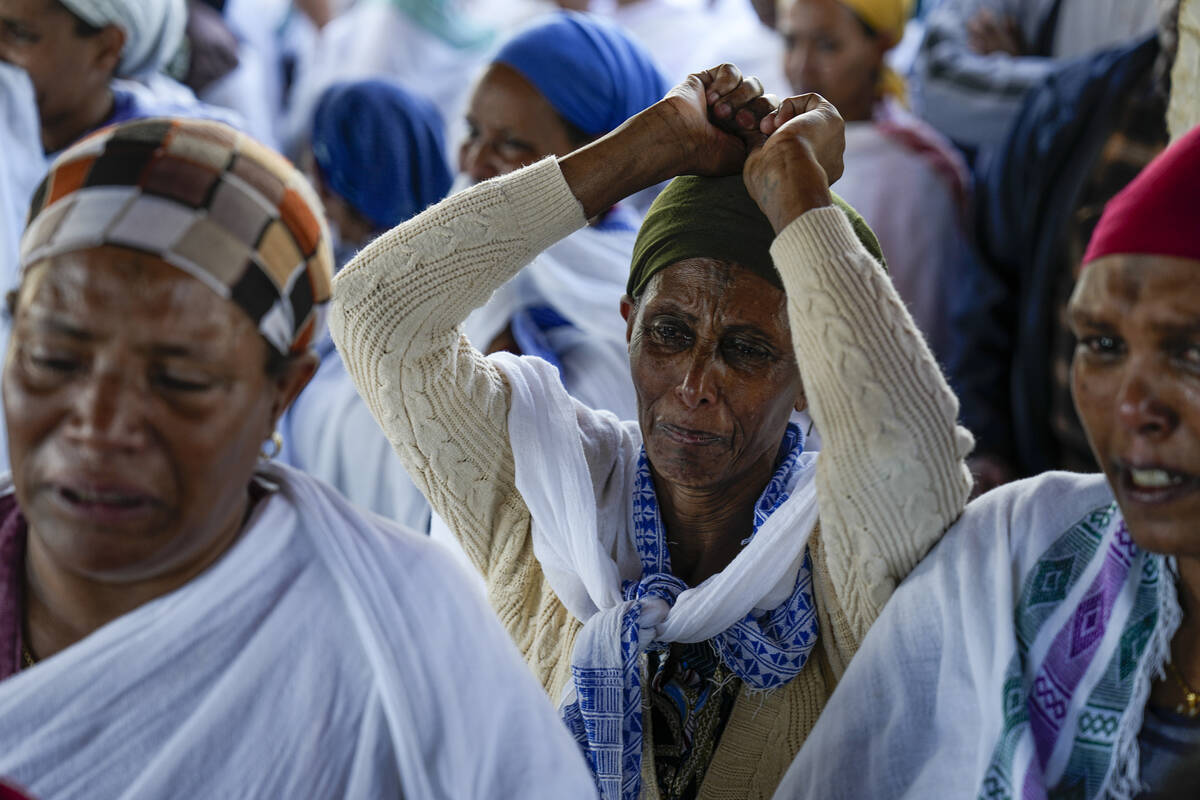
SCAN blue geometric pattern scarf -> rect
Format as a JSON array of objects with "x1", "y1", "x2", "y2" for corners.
[{"x1": 561, "y1": 423, "x2": 819, "y2": 800}]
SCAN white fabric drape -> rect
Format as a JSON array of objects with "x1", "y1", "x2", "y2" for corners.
[
  {"x1": 0, "y1": 464, "x2": 595, "y2": 799},
  {"x1": 58, "y1": 0, "x2": 187, "y2": 80},
  {"x1": 281, "y1": 336, "x2": 431, "y2": 532},
  {"x1": 465, "y1": 223, "x2": 640, "y2": 421},
  {"x1": 772, "y1": 472, "x2": 1181, "y2": 800},
  {"x1": 835, "y1": 115, "x2": 970, "y2": 360},
  {"x1": 0, "y1": 64, "x2": 46, "y2": 478},
  {"x1": 494, "y1": 353, "x2": 819, "y2": 669}
]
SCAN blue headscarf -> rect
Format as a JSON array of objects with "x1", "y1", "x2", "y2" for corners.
[
  {"x1": 493, "y1": 11, "x2": 669, "y2": 137},
  {"x1": 311, "y1": 79, "x2": 453, "y2": 231}
]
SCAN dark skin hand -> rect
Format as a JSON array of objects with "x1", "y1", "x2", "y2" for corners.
[
  {"x1": 560, "y1": 65, "x2": 845, "y2": 584},
  {"x1": 966, "y1": 8, "x2": 1025, "y2": 56}
]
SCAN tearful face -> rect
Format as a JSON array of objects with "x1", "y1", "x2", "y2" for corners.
[
  {"x1": 623, "y1": 259, "x2": 804, "y2": 495},
  {"x1": 3, "y1": 247, "x2": 286, "y2": 583},
  {"x1": 1069, "y1": 254, "x2": 1200, "y2": 557}
]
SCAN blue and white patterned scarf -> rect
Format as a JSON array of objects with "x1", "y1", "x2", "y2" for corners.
[
  {"x1": 496, "y1": 355, "x2": 822, "y2": 800},
  {"x1": 561, "y1": 424, "x2": 819, "y2": 800}
]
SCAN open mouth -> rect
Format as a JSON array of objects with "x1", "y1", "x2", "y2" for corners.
[
  {"x1": 1116, "y1": 463, "x2": 1200, "y2": 504},
  {"x1": 54, "y1": 484, "x2": 158, "y2": 521}
]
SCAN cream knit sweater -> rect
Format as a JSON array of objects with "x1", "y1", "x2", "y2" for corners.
[{"x1": 329, "y1": 158, "x2": 974, "y2": 800}]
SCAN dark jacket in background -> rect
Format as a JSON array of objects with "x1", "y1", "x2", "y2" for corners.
[{"x1": 946, "y1": 34, "x2": 1162, "y2": 476}]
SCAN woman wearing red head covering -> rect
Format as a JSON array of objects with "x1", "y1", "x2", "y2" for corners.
[{"x1": 773, "y1": 126, "x2": 1200, "y2": 800}]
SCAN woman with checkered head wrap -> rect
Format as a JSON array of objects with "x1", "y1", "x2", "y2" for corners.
[{"x1": 0, "y1": 117, "x2": 596, "y2": 799}]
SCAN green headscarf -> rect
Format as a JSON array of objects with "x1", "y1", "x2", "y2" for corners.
[{"x1": 627, "y1": 174, "x2": 886, "y2": 298}]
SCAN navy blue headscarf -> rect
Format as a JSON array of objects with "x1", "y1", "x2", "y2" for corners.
[
  {"x1": 311, "y1": 79, "x2": 453, "y2": 231},
  {"x1": 493, "y1": 11, "x2": 669, "y2": 137}
]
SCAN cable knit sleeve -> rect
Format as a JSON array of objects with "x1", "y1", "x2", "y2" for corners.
[
  {"x1": 327, "y1": 159, "x2": 587, "y2": 692},
  {"x1": 771, "y1": 206, "x2": 974, "y2": 673}
]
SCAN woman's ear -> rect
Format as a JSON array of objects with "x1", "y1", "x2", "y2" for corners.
[
  {"x1": 794, "y1": 381, "x2": 807, "y2": 414},
  {"x1": 270, "y1": 351, "x2": 319, "y2": 430},
  {"x1": 92, "y1": 24, "x2": 127, "y2": 78},
  {"x1": 619, "y1": 294, "x2": 636, "y2": 344}
]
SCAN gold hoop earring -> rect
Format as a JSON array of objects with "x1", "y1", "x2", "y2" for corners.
[{"x1": 260, "y1": 431, "x2": 283, "y2": 461}]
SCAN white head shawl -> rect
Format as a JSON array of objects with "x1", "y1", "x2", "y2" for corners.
[{"x1": 58, "y1": 0, "x2": 187, "y2": 79}]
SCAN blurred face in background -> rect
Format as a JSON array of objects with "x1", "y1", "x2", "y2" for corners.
[
  {"x1": 0, "y1": 0, "x2": 123, "y2": 151},
  {"x1": 780, "y1": 0, "x2": 887, "y2": 123},
  {"x1": 458, "y1": 62, "x2": 581, "y2": 183}
]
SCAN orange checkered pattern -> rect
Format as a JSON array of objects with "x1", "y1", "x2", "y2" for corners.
[{"x1": 20, "y1": 118, "x2": 333, "y2": 355}]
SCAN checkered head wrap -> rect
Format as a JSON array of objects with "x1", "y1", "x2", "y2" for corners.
[{"x1": 19, "y1": 117, "x2": 333, "y2": 356}]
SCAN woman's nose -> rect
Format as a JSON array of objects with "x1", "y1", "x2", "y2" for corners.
[
  {"x1": 68, "y1": 372, "x2": 146, "y2": 451},
  {"x1": 459, "y1": 141, "x2": 497, "y2": 184},
  {"x1": 1116, "y1": 366, "x2": 1178, "y2": 439},
  {"x1": 676, "y1": 353, "x2": 718, "y2": 409}
]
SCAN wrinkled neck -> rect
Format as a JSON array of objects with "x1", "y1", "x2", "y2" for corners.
[{"x1": 655, "y1": 457, "x2": 775, "y2": 587}]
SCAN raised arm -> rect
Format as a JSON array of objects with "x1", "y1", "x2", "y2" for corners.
[
  {"x1": 329, "y1": 64, "x2": 788, "y2": 688},
  {"x1": 743, "y1": 96, "x2": 975, "y2": 671}
]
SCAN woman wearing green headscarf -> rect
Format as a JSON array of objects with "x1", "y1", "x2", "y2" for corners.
[{"x1": 331, "y1": 65, "x2": 973, "y2": 800}]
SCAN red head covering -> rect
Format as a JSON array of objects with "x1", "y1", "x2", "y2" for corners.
[
  {"x1": 0, "y1": 782, "x2": 36, "y2": 800},
  {"x1": 1083, "y1": 124, "x2": 1200, "y2": 267}
]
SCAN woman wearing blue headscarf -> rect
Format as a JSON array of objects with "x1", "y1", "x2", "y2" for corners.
[
  {"x1": 280, "y1": 79, "x2": 453, "y2": 531},
  {"x1": 310, "y1": 79, "x2": 453, "y2": 264},
  {"x1": 457, "y1": 11, "x2": 669, "y2": 424}
]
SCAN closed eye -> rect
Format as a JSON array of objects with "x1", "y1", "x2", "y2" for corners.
[{"x1": 153, "y1": 373, "x2": 216, "y2": 393}]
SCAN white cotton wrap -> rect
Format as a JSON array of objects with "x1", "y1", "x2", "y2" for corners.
[
  {"x1": 493, "y1": 352, "x2": 820, "y2": 656},
  {"x1": 0, "y1": 463, "x2": 596, "y2": 799},
  {"x1": 59, "y1": 0, "x2": 187, "y2": 79}
]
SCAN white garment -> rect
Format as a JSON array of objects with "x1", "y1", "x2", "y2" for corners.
[
  {"x1": 201, "y1": 39, "x2": 283, "y2": 151},
  {"x1": 464, "y1": 222, "x2": 639, "y2": 421},
  {"x1": 1052, "y1": 0, "x2": 1164, "y2": 60},
  {"x1": 772, "y1": 471, "x2": 1181, "y2": 800},
  {"x1": 59, "y1": 0, "x2": 187, "y2": 79},
  {"x1": 280, "y1": 337, "x2": 432, "y2": 532},
  {"x1": 600, "y1": 0, "x2": 790, "y2": 96},
  {"x1": 0, "y1": 65, "x2": 46, "y2": 478},
  {"x1": 0, "y1": 464, "x2": 596, "y2": 799},
  {"x1": 494, "y1": 353, "x2": 819, "y2": 683},
  {"x1": 0, "y1": 65, "x2": 44, "y2": 299},
  {"x1": 837, "y1": 117, "x2": 970, "y2": 359},
  {"x1": 283, "y1": 2, "x2": 489, "y2": 155}
]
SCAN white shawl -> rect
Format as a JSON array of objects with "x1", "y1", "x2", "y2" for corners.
[
  {"x1": 495, "y1": 352, "x2": 819, "y2": 639},
  {"x1": 466, "y1": 224, "x2": 639, "y2": 421},
  {"x1": 494, "y1": 353, "x2": 819, "y2": 798},
  {"x1": 0, "y1": 464, "x2": 595, "y2": 799},
  {"x1": 772, "y1": 471, "x2": 1181, "y2": 800}
]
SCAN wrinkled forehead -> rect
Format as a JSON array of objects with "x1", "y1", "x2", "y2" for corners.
[
  {"x1": 1070, "y1": 253, "x2": 1200, "y2": 319},
  {"x1": 638, "y1": 259, "x2": 789, "y2": 326},
  {"x1": 16, "y1": 246, "x2": 249, "y2": 338}
]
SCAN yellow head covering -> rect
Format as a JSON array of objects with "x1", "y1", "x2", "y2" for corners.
[
  {"x1": 840, "y1": 0, "x2": 913, "y2": 103},
  {"x1": 840, "y1": 0, "x2": 913, "y2": 102}
]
